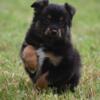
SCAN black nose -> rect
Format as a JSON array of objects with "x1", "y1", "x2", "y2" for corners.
[{"x1": 50, "y1": 25, "x2": 58, "y2": 35}]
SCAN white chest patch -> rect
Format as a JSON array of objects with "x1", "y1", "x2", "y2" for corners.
[
  {"x1": 36, "y1": 48, "x2": 62, "y2": 66},
  {"x1": 35, "y1": 47, "x2": 62, "y2": 79},
  {"x1": 36, "y1": 48, "x2": 46, "y2": 67}
]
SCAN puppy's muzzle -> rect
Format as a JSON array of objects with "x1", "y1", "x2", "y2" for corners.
[
  {"x1": 45, "y1": 27, "x2": 62, "y2": 38},
  {"x1": 50, "y1": 28, "x2": 58, "y2": 36}
]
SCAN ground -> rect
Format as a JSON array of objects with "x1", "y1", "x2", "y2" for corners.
[{"x1": 0, "y1": 0, "x2": 100, "y2": 100}]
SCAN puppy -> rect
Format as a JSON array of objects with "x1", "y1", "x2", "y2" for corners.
[{"x1": 20, "y1": 0, "x2": 81, "y2": 93}]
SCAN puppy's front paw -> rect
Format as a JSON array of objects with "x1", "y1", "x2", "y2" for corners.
[{"x1": 22, "y1": 45, "x2": 38, "y2": 70}]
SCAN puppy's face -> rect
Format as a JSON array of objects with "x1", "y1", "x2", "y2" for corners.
[{"x1": 31, "y1": 0, "x2": 75, "y2": 40}]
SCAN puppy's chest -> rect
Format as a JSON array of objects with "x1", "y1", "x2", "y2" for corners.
[{"x1": 36, "y1": 48, "x2": 62, "y2": 67}]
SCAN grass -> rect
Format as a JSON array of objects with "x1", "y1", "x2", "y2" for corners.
[{"x1": 0, "y1": 0, "x2": 100, "y2": 99}]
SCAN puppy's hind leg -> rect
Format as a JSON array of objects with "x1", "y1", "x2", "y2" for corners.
[{"x1": 69, "y1": 73, "x2": 80, "y2": 92}]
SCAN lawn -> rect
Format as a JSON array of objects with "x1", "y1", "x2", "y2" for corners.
[{"x1": 0, "y1": 0, "x2": 100, "y2": 100}]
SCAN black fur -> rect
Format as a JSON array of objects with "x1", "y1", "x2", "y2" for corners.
[{"x1": 20, "y1": 0, "x2": 81, "y2": 93}]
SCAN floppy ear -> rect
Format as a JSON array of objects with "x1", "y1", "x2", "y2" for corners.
[
  {"x1": 64, "y1": 3, "x2": 76, "y2": 19},
  {"x1": 31, "y1": 0, "x2": 48, "y2": 11}
]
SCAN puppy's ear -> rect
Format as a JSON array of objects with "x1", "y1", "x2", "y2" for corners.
[
  {"x1": 64, "y1": 3, "x2": 76, "y2": 19},
  {"x1": 31, "y1": 0, "x2": 48, "y2": 10}
]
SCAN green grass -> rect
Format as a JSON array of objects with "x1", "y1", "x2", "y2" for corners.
[{"x1": 0, "y1": 0, "x2": 100, "y2": 99}]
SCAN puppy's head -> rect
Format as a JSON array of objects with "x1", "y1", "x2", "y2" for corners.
[{"x1": 31, "y1": 0, "x2": 76, "y2": 40}]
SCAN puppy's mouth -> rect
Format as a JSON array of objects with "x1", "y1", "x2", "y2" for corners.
[{"x1": 44, "y1": 28, "x2": 62, "y2": 38}]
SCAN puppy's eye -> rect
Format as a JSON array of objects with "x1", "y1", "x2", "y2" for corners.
[
  {"x1": 47, "y1": 15, "x2": 52, "y2": 20},
  {"x1": 59, "y1": 17, "x2": 64, "y2": 21}
]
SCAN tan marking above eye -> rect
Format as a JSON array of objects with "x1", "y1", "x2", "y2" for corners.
[
  {"x1": 60, "y1": 17, "x2": 64, "y2": 21},
  {"x1": 47, "y1": 15, "x2": 52, "y2": 19}
]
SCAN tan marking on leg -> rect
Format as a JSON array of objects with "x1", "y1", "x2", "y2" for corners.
[
  {"x1": 36, "y1": 72, "x2": 48, "y2": 89},
  {"x1": 22, "y1": 45, "x2": 38, "y2": 70}
]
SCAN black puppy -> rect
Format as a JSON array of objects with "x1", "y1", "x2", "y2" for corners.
[{"x1": 20, "y1": 0, "x2": 81, "y2": 93}]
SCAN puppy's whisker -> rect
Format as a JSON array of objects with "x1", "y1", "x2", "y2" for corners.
[{"x1": 45, "y1": 28, "x2": 50, "y2": 35}]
